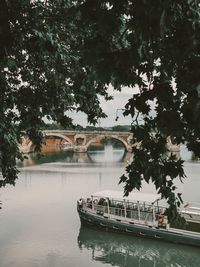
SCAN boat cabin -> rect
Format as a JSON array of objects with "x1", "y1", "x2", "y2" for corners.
[{"x1": 79, "y1": 190, "x2": 168, "y2": 228}]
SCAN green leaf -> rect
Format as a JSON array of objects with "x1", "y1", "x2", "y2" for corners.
[{"x1": 7, "y1": 58, "x2": 16, "y2": 68}]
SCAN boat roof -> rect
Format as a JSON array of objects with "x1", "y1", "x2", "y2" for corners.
[{"x1": 92, "y1": 190, "x2": 161, "y2": 204}]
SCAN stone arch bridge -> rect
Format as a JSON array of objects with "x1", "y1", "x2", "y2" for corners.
[{"x1": 20, "y1": 130, "x2": 133, "y2": 153}]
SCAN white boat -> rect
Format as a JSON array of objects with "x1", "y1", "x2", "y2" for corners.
[
  {"x1": 180, "y1": 202, "x2": 200, "y2": 224},
  {"x1": 77, "y1": 190, "x2": 200, "y2": 247}
]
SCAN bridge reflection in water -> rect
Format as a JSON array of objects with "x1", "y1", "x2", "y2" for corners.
[
  {"x1": 78, "y1": 226, "x2": 200, "y2": 267},
  {"x1": 18, "y1": 145, "x2": 131, "y2": 168}
]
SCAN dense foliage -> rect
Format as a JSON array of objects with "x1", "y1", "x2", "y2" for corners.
[
  {"x1": 0, "y1": 0, "x2": 110, "y2": 187},
  {"x1": 1, "y1": 0, "x2": 200, "y2": 221},
  {"x1": 71, "y1": 0, "x2": 200, "y2": 222}
]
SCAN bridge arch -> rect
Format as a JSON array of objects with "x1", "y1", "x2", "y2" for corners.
[
  {"x1": 25, "y1": 133, "x2": 73, "y2": 153},
  {"x1": 85, "y1": 135, "x2": 130, "y2": 152},
  {"x1": 44, "y1": 133, "x2": 73, "y2": 145}
]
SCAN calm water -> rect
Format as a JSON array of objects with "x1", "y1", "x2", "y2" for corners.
[{"x1": 0, "y1": 146, "x2": 200, "y2": 267}]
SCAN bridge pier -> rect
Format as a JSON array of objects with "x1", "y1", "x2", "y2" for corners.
[
  {"x1": 74, "y1": 145, "x2": 87, "y2": 153},
  {"x1": 127, "y1": 147, "x2": 132, "y2": 153}
]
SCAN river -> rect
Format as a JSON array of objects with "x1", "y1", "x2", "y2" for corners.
[{"x1": 0, "y1": 146, "x2": 200, "y2": 267}]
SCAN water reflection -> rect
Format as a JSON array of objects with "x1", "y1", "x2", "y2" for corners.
[
  {"x1": 78, "y1": 226, "x2": 200, "y2": 267},
  {"x1": 88, "y1": 145, "x2": 126, "y2": 163},
  {"x1": 18, "y1": 147, "x2": 130, "y2": 168},
  {"x1": 18, "y1": 142, "x2": 199, "y2": 169},
  {"x1": 17, "y1": 150, "x2": 74, "y2": 167}
]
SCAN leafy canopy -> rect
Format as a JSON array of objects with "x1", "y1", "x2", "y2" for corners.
[
  {"x1": 1, "y1": 0, "x2": 200, "y2": 221},
  {"x1": 0, "y1": 0, "x2": 111, "y2": 186},
  {"x1": 73, "y1": 0, "x2": 200, "y2": 221}
]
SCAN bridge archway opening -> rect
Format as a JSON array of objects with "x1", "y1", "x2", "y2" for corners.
[
  {"x1": 87, "y1": 137, "x2": 126, "y2": 163},
  {"x1": 41, "y1": 134, "x2": 73, "y2": 153}
]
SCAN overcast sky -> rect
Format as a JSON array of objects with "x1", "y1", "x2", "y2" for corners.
[{"x1": 67, "y1": 85, "x2": 139, "y2": 127}]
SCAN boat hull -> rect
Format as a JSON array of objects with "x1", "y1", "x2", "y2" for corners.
[{"x1": 78, "y1": 207, "x2": 200, "y2": 247}]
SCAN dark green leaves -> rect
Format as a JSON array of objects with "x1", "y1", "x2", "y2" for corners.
[
  {"x1": 0, "y1": 0, "x2": 200, "y2": 223},
  {"x1": 0, "y1": 0, "x2": 112, "y2": 188}
]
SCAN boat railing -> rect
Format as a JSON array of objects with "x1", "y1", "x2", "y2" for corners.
[
  {"x1": 83, "y1": 200, "x2": 166, "y2": 212},
  {"x1": 94, "y1": 204, "x2": 108, "y2": 215},
  {"x1": 92, "y1": 204, "x2": 164, "y2": 224},
  {"x1": 182, "y1": 202, "x2": 200, "y2": 213},
  {"x1": 109, "y1": 206, "x2": 126, "y2": 218},
  {"x1": 81, "y1": 199, "x2": 167, "y2": 226},
  {"x1": 180, "y1": 202, "x2": 200, "y2": 223}
]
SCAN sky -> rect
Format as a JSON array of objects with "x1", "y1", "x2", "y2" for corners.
[{"x1": 67, "y1": 85, "x2": 140, "y2": 127}]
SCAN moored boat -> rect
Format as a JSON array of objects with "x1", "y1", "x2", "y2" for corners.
[
  {"x1": 77, "y1": 190, "x2": 200, "y2": 247},
  {"x1": 180, "y1": 202, "x2": 200, "y2": 224}
]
